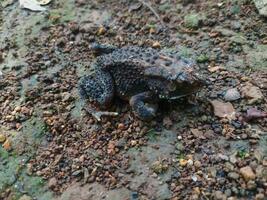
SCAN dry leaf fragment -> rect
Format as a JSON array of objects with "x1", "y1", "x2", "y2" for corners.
[
  {"x1": 244, "y1": 107, "x2": 267, "y2": 122},
  {"x1": 19, "y1": 0, "x2": 46, "y2": 11}
]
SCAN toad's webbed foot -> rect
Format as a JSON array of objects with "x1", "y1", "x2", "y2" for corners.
[
  {"x1": 84, "y1": 105, "x2": 118, "y2": 121},
  {"x1": 130, "y1": 92, "x2": 159, "y2": 121}
]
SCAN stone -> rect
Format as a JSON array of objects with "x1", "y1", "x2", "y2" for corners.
[
  {"x1": 244, "y1": 45, "x2": 267, "y2": 70},
  {"x1": 191, "y1": 129, "x2": 205, "y2": 139},
  {"x1": 228, "y1": 172, "x2": 240, "y2": 180},
  {"x1": 152, "y1": 41, "x2": 161, "y2": 48},
  {"x1": 253, "y1": 0, "x2": 267, "y2": 17},
  {"x1": 229, "y1": 154, "x2": 237, "y2": 164},
  {"x1": 62, "y1": 92, "x2": 72, "y2": 102},
  {"x1": 213, "y1": 190, "x2": 227, "y2": 200},
  {"x1": 240, "y1": 166, "x2": 256, "y2": 181},
  {"x1": 48, "y1": 177, "x2": 57, "y2": 189},
  {"x1": 224, "y1": 88, "x2": 241, "y2": 101},
  {"x1": 247, "y1": 180, "x2": 257, "y2": 190},
  {"x1": 194, "y1": 160, "x2": 202, "y2": 168},
  {"x1": 179, "y1": 159, "x2": 188, "y2": 167},
  {"x1": 255, "y1": 193, "x2": 265, "y2": 200}
]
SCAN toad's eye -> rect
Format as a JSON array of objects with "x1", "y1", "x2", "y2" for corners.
[{"x1": 168, "y1": 82, "x2": 177, "y2": 91}]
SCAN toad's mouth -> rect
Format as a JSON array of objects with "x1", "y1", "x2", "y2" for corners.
[
  {"x1": 159, "y1": 93, "x2": 189, "y2": 100},
  {"x1": 169, "y1": 94, "x2": 189, "y2": 100}
]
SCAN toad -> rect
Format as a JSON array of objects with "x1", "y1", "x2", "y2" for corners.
[{"x1": 78, "y1": 43, "x2": 206, "y2": 121}]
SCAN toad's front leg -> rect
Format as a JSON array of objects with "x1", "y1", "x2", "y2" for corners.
[
  {"x1": 78, "y1": 70, "x2": 118, "y2": 121},
  {"x1": 129, "y1": 92, "x2": 159, "y2": 121}
]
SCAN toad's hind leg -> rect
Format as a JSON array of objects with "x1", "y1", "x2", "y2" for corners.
[
  {"x1": 78, "y1": 70, "x2": 118, "y2": 121},
  {"x1": 130, "y1": 92, "x2": 159, "y2": 121}
]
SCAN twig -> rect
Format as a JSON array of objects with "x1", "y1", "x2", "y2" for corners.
[{"x1": 137, "y1": 0, "x2": 165, "y2": 27}]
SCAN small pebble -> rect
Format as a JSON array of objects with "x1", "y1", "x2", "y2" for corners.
[
  {"x1": 118, "y1": 123, "x2": 125, "y2": 130},
  {"x1": 152, "y1": 41, "x2": 161, "y2": 48},
  {"x1": 48, "y1": 177, "x2": 57, "y2": 189},
  {"x1": 255, "y1": 193, "x2": 265, "y2": 200},
  {"x1": 179, "y1": 159, "x2": 188, "y2": 167},
  {"x1": 194, "y1": 160, "x2": 201, "y2": 168}
]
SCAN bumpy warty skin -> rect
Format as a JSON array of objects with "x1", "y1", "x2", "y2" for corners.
[{"x1": 78, "y1": 44, "x2": 205, "y2": 120}]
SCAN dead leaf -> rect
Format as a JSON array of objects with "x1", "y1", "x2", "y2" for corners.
[
  {"x1": 241, "y1": 82, "x2": 264, "y2": 104},
  {"x1": 244, "y1": 107, "x2": 267, "y2": 122},
  {"x1": 19, "y1": 0, "x2": 46, "y2": 11},
  {"x1": 210, "y1": 100, "x2": 236, "y2": 119}
]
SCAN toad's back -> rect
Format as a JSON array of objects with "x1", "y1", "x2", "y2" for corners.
[{"x1": 93, "y1": 46, "x2": 160, "y2": 99}]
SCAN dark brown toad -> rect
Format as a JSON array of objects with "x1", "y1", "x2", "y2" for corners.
[{"x1": 78, "y1": 43, "x2": 206, "y2": 121}]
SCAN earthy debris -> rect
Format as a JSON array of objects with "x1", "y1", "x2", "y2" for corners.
[
  {"x1": 48, "y1": 177, "x2": 58, "y2": 189},
  {"x1": 241, "y1": 83, "x2": 264, "y2": 104},
  {"x1": 208, "y1": 66, "x2": 222, "y2": 73},
  {"x1": 2, "y1": 139, "x2": 12, "y2": 151},
  {"x1": 253, "y1": 0, "x2": 267, "y2": 17},
  {"x1": 224, "y1": 88, "x2": 241, "y2": 101},
  {"x1": 210, "y1": 100, "x2": 236, "y2": 119},
  {"x1": 0, "y1": 134, "x2": 6, "y2": 143},
  {"x1": 240, "y1": 166, "x2": 256, "y2": 181},
  {"x1": 244, "y1": 107, "x2": 267, "y2": 121},
  {"x1": 190, "y1": 129, "x2": 205, "y2": 139}
]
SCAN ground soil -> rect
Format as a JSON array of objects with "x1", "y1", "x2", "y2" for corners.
[{"x1": 0, "y1": 0, "x2": 267, "y2": 199}]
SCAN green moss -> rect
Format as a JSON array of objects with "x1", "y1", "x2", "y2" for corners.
[
  {"x1": 231, "y1": 4, "x2": 241, "y2": 15},
  {"x1": 0, "y1": 147, "x2": 9, "y2": 160},
  {"x1": 146, "y1": 129, "x2": 157, "y2": 141},
  {"x1": 179, "y1": 47, "x2": 193, "y2": 58},
  {"x1": 184, "y1": 14, "x2": 200, "y2": 29},
  {"x1": 159, "y1": 3, "x2": 172, "y2": 12},
  {"x1": 237, "y1": 150, "x2": 248, "y2": 159},
  {"x1": 196, "y1": 54, "x2": 209, "y2": 63}
]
